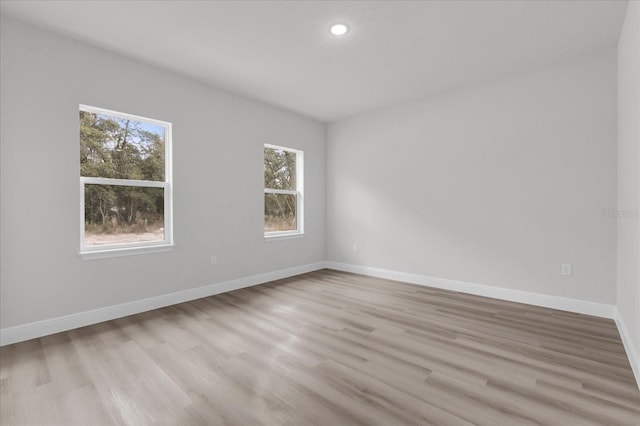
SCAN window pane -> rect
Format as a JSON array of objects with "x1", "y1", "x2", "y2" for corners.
[
  {"x1": 264, "y1": 193, "x2": 297, "y2": 232},
  {"x1": 264, "y1": 147, "x2": 296, "y2": 190},
  {"x1": 84, "y1": 184, "x2": 165, "y2": 246},
  {"x1": 80, "y1": 110, "x2": 165, "y2": 181}
]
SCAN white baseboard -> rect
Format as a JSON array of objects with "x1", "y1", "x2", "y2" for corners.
[
  {"x1": 0, "y1": 261, "x2": 326, "y2": 347},
  {"x1": 614, "y1": 308, "x2": 640, "y2": 390},
  {"x1": 325, "y1": 262, "x2": 616, "y2": 319},
  {"x1": 2, "y1": 259, "x2": 636, "y2": 389}
]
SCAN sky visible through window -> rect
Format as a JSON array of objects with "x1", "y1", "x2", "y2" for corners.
[{"x1": 93, "y1": 113, "x2": 164, "y2": 159}]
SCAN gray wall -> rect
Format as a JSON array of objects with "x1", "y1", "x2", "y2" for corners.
[
  {"x1": 327, "y1": 53, "x2": 617, "y2": 304},
  {"x1": 617, "y1": 1, "x2": 640, "y2": 367},
  {"x1": 0, "y1": 17, "x2": 326, "y2": 328}
]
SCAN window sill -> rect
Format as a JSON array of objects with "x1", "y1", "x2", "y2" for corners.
[
  {"x1": 264, "y1": 232, "x2": 304, "y2": 242},
  {"x1": 80, "y1": 244, "x2": 174, "y2": 260}
]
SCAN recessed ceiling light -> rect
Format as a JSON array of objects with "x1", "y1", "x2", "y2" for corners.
[{"x1": 330, "y1": 23, "x2": 349, "y2": 36}]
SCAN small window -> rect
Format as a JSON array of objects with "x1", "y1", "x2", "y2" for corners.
[
  {"x1": 79, "y1": 105, "x2": 173, "y2": 258},
  {"x1": 264, "y1": 144, "x2": 303, "y2": 239}
]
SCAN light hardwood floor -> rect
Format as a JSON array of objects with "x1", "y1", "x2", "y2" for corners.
[{"x1": 1, "y1": 269, "x2": 639, "y2": 425}]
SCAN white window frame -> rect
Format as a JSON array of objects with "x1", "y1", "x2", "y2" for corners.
[
  {"x1": 79, "y1": 105, "x2": 173, "y2": 260},
  {"x1": 264, "y1": 144, "x2": 304, "y2": 240}
]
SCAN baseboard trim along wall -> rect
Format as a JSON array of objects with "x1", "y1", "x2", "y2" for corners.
[
  {"x1": 2, "y1": 260, "x2": 638, "y2": 390},
  {"x1": 2, "y1": 260, "x2": 634, "y2": 387},
  {"x1": 614, "y1": 308, "x2": 640, "y2": 390},
  {"x1": 0, "y1": 261, "x2": 326, "y2": 347},
  {"x1": 325, "y1": 262, "x2": 616, "y2": 318},
  {"x1": 0, "y1": 260, "x2": 618, "y2": 346}
]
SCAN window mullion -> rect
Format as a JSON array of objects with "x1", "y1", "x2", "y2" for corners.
[
  {"x1": 81, "y1": 177, "x2": 166, "y2": 188},
  {"x1": 264, "y1": 188, "x2": 296, "y2": 195}
]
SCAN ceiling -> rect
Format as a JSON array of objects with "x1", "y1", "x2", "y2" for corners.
[{"x1": 0, "y1": 0, "x2": 628, "y2": 122}]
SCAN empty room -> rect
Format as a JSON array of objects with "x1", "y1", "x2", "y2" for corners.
[{"x1": 1, "y1": 0, "x2": 639, "y2": 425}]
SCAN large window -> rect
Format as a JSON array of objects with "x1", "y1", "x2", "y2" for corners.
[
  {"x1": 264, "y1": 144, "x2": 303, "y2": 238},
  {"x1": 79, "y1": 105, "x2": 172, "y2": 258}
]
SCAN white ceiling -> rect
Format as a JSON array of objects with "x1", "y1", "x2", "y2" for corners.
[{"x1": 0, "y1": 0, "x2": 628, "y2": 122}]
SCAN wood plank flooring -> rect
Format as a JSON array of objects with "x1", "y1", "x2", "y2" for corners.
[{"x1": 1, "y1": 269, "x2": 639, "y2": 425}]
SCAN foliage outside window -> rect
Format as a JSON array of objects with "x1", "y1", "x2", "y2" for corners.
[
  {"x1": 264, "y1": 144, "x2": 303, "y2": 238},
  {"x1": 79, "y1": 105, "x2": 172, "y2": 258}
]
